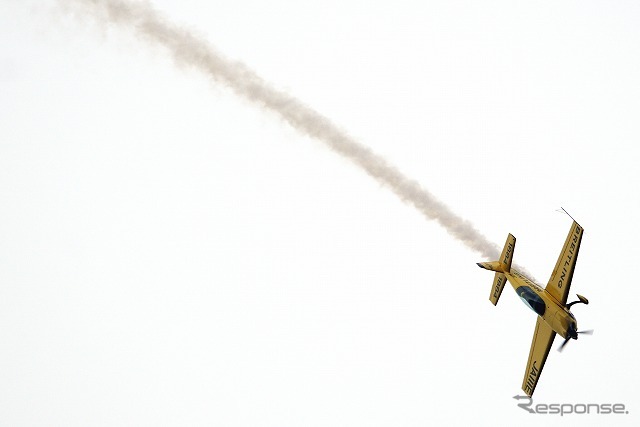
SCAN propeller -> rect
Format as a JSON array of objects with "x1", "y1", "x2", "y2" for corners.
[
  {"x1": 558, "y1": 329, "x2": 594, "y2": 352},
  {"x1": 558, "y1": 294, "x2": 593, "y2": 352}
]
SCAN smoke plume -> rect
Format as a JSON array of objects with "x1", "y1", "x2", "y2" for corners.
[{"x1": 60, "y1": 0, "x2": 502, "y2": 261}]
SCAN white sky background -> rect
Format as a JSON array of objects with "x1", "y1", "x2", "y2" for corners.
[{"x1": 1, "y1": 0, "x2": 639, "y2": 425}]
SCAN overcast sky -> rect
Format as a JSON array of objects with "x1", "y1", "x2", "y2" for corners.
[{"x1": 1, "y1": 1, "x2": 639, "y2": 425}]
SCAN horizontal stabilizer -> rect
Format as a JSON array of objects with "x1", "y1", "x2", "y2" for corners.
[
  {"x1": 490, "y1": 273, "x2": 507, "y2": 305},
  {"x1": 500, "y1": 233, "x2": 516, "y2": 273},
  {"x1": 478, "y1": 234, "x2": 516, "y2": 306}
]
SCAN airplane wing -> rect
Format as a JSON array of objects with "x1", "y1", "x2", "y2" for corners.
[
  {"x1": 545, "y1": 221, "x2": 584, "y2": 305},
  {"x1": 522, "y1": 316, "x2": 556, "y2": 396}
]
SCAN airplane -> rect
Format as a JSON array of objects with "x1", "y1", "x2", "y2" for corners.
[{"x1": 477, "y1": 211, "x2": 590, "y2": 396}]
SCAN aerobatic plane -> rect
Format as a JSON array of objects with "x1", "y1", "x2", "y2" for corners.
[{"x1": 477, "y1": 210, "x2": 591, "y2": 396}]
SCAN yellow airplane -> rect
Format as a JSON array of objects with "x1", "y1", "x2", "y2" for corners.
[{"x1": 477, "y1": 212, "x2": 591, "y2": 396}]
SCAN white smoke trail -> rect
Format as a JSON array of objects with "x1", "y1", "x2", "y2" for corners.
[{"x1": 60, "y1": 0, "x2": 503, "y2": 261}]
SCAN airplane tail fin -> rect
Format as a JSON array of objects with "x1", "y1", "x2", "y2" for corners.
[{"x1": 477, "y1": 234, "x2": 516, "y2": 305}]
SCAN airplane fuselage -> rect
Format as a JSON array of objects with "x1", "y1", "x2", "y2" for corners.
[{"x1": 505, "y1": 270, "x2": 577, "y2": 340}]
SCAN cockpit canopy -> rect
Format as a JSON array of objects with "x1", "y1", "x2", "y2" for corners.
[{"x1": 516, "y1": 286, "x2": 545, "y2": 316}]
